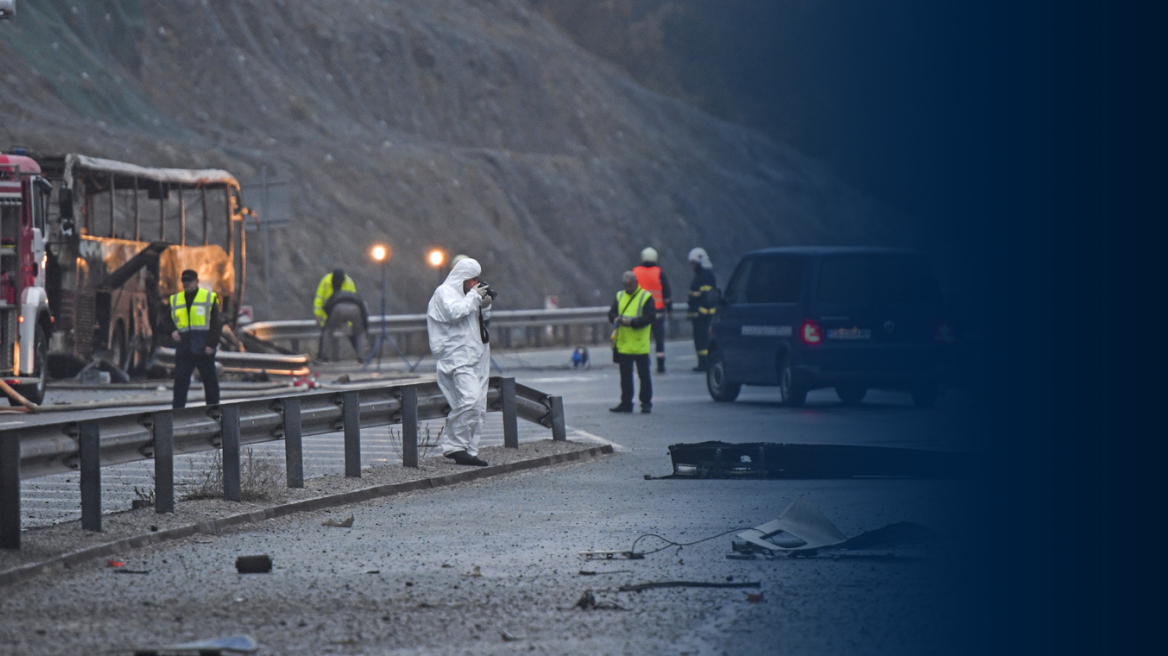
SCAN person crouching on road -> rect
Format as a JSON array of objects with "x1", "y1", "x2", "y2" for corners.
[
  {"x1": 169, "y1": 269, "x2": 221, "y2": 409},
  {"x1": 427, "y1": 257, "x2": 494, "y2": 467},
  {"x1": 686, "y1": 248, "x2": 717, "y2": 372},
  {"x1": 609, "y1": 271, "x2": 656, "y2": 414}
]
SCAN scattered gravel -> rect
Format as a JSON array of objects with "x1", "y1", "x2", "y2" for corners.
[{"x1": 0, "y1": 440, "x2": 592, "y2": 574}]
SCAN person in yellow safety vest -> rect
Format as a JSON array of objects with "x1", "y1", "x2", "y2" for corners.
[
  {"x1": 314, "y1": 268, "x2": 357, "y2": 325},
  {"x1": 687, "y1": 247, "x2": 718, "y2": 372},
  {"x1": 632, "y1": 247, "x2": 672, "y2": 373},
  {"x1": 168, "y1": 269, "x2": 221, "y2": 409},
  {"x1": 608, "y1": 271, "x2": 657, "y2": 414}
]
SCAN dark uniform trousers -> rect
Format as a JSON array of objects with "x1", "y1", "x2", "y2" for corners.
[
  {"x1": 173, "y1": 352, "x2": 220, "y2": 409},
  {"x1": 692, "y1": 315, "x2": 712, "y2": 358},
  {"x1": 616, "y1": 352, "x2": 653, "y2": 409}
]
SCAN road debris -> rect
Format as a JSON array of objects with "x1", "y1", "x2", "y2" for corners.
[
  {"x1": 235, "y1": 555, "x2": 273, "y2": 574},
  {"x1": 107, "y1": 560, "x2": 124, "y2": 568},
  {"x1": 466, "y1": 565, "x2": 483, "y2": 577},
  {"x1": 322, "y1": 514, "x2": 354, "y2": 528},
  {"x1": 579, "y1": 550, "x2": 644, "y2": 560},
  {"x1": 665, "y1": 441, "x2": 972, "y2": 479},
  {"x1": 575, "y1": 589, "x2": 597, "y2": 609},
  {"x1": 578, "y1": 569, "x2": 634, "y2": 576},
  {"x1": 732, "y1": 498, "x2": 935, "y2": 556},
  {"x1": 113, "y1": 568, "x2": 150, "y2": 575},
  {"x1": 746, "y1": 592, "x2": 765, "y2": 603},
  {"x1": 500, "y1": 629, "x2": 526, "y2": 642},
  {"x1": 618, "y1": 580, "x2": 760, "y2": 593},
  {"x1": 123, "y1": 634, "x2": 258, "y2": 655}
]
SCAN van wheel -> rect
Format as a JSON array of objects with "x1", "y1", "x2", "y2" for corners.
[
  {"x1": 912, "y1": 384, "x2": 940, "y2": 408},
  {"x1": 10, "y1": 326, "x2": 47, "y2": 406},
  {"x1": 836, "y1": 385, "x2": 867, "y2": 406},
  {"x1": 706, "y1": 351, "x2": 741, "y2": 402},
  {"x1": 779, "y1": 356, "x2": 807, "y2": 407}
]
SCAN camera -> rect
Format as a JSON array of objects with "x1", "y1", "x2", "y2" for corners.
[{"x1": 476, "y1": 281, "x2": 498, "y2": 300}]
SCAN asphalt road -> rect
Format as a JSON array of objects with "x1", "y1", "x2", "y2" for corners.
[{"x1": 0, "y1": 341, "x2": 992, "y2": 655}]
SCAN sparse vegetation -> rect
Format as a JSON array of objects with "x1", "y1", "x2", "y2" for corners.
[
  {"x1": 387, "y1": 423, "x2": 441, "y2": 462},
  {"x1": 181, "y1": 448, "x2": 284, "y2": 502}
]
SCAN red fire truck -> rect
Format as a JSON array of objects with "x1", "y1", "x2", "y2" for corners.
[{"x1": 0, "y1": 153, "x2": 54, "y2": 404}]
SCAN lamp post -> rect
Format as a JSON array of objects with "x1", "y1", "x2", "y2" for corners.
[{"x1": 370, "y1": 244, "x2": 390, "y2": 371}]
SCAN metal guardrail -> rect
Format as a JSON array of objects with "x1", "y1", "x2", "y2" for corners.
[
  {"x1": 0, "y1": 377, "x2": 565, "y2": 549},
  {"x1": 240, "y1": 305, "x2": 691, "y2": 355}
]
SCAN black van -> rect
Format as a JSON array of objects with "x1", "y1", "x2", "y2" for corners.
[{"x1": 706, "y1": 247, "x2": 955, "y2": 407}]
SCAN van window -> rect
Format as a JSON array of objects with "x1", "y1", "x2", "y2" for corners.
[
  {"x1": 723, "y1": 258, "x2": 753, "y2": 304},
  {"x1": 817, "y1": 255, "x2": 875, "y2": 303},
  {"x1": 816, "y1": 254, "x2": 940, "y2": 304},
  {"x1": 880, "y1": 255, "x2": 940, "y2": 303},
  {"x1": 746, "y1": 256, "x2": 803, "y2": 303}
]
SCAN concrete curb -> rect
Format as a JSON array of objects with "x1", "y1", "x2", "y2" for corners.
[{"x1": 0, "y1": 444, "x2": 614, "y2": 587}]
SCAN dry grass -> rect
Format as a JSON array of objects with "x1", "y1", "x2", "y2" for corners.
[
  {"x1": 387, "y1": 423, "x2": 441, "y2": 462},
  {"x1": 181, "y1": 448, "x2": 285, "y2": 502}
]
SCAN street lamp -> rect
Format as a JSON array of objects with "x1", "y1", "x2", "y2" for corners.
[
  {"x1": 427, "y1": 249, "x2": 445, "y2": 268},
  {"x1": 370, "y1": 243, "x2": 391, "y2": 370}
]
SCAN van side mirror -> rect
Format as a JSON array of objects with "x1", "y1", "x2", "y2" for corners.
[
  {"x1": 58, "y1": 186, "x2": 74, "y2": 219},
  {"x1": 708, "y1": 288, "x2": 723, "y2": 305}
]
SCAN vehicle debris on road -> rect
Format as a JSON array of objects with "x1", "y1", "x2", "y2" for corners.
[
  {"x1": 235, "y1": 555, "x2": 273, "y2": 574},
  {"x1": 731, "y1": 498, "x2": 935, "y2": 557},
  {"x1": 321, "y1": 514, "x2": 354, "y2": 528}
]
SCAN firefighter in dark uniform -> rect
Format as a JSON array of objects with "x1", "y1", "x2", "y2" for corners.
[{"x1": 687, "y1": 248, "x2": 717, "y2": 372}]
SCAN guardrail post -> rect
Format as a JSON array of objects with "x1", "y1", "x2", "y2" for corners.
[
  {"x1": 80, "y1": 421, "x2": 101, "y2": 532},
  {"x1": 343, "y1": 391, "x2": 361, "y2": 477},
  {"x1": 283, "y1": 398, "x2": 304, "y2": 488},
  {"x1": 0, "y1": 432, "x2": 21, "y2": 549},
  {"x1": 221, "y1": 405, "x2": 241, "y2": 502},
  {"x1": 502, "y1": 378, "x2": 519, "y2": 449},
  {"x1": 153, "y1": 412, "x2": 174, "y2": 514},
  {"x1": 549, "y1": 396, "x2": 566, "y2": 442},
  {"x1": 401, "y1": 386, "x2": 418, "y2": 468}
]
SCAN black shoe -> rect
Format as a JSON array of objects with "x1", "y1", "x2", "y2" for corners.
[
  {"x1": 447, "y1": 451, "x2": 489, "y2": 467},
  {"x1": 641, "y1": 405, "x2": 652, "y2": 414},
  {"x1": 609, "y1": 405, "x2": 633, "y2": 413}
]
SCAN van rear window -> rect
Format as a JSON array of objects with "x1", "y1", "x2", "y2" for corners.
[
  {"x1": 816, "y1": 255, "x2": 939, "y2": 304},
  {"x1": 817, "y1": 256, "x2": 875, "y2": 303},
  {"x1": 746, "y1": 256, "x2": 803, "y2": 303}
]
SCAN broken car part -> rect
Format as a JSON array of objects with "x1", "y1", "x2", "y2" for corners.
[
  {"x1": 732, "y1": 498, "x2": 935, "y2": 556},
  {"x1": 667, "y1": 441, "x2": 973, "y2": 479}
]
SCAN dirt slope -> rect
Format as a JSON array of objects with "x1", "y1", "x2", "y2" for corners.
[{"x1": 0, "y1": 0, "x2": 904, "y2": 318}]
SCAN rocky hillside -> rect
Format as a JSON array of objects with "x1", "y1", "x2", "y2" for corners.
[{"x1": 0, "y1": 0, "x2": 905, "y2": 319}]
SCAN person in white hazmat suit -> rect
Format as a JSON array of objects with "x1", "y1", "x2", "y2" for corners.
[{"x1": 427, "y1": 257, "x2": 494, "y2": 466}]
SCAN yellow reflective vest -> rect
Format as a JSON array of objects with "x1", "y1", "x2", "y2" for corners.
[
  {"x1": 614, "y1": 288, "x2": 653, "y2": 355},
  {"x1": 170, "y1": 288, "x2": 218, "y2": 332},
  {"x1": 314, "y1": 274, "x2": 357, "y2": 325}
]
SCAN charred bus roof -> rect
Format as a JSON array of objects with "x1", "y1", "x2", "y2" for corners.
[{"x1": 36, "y1": 154, "x2": 240, "y2": 191}]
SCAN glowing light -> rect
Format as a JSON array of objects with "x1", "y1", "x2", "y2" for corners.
[
  {"x1": 428, "y1": 249, "x2": 445, "y2": 268},
  {"x1": 370, "y1": 244, "x2": 389, "y2": 262}
]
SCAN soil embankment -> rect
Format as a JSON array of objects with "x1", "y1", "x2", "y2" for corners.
[{"x1": 0, "y1": 1, "x2": 903, "y2": 318}]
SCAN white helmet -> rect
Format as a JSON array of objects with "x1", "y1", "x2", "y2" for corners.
[
  {"x1": 640, "y1": 247, "x2": 658, "y2": 263},
  {"x1": 688, "y1": 247, "x2": 712, "y2": 269}
]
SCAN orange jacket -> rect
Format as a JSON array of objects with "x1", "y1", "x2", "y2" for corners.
[{"x1": 633, "y1": 264, "x2": 671, "y2": 310}]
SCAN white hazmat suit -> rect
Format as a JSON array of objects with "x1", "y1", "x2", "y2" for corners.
[{"x1": 427, "y1": 258, "x2": 491, "y2": 458}]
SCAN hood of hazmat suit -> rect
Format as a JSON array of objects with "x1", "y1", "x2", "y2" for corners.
[{"x1": 427, "y1": 257, "x2": 489, "y2": 372}]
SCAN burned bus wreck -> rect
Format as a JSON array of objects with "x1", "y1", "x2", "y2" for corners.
[{"x1": 39, "y1": 154, "x2": 247, "y2": 377}]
